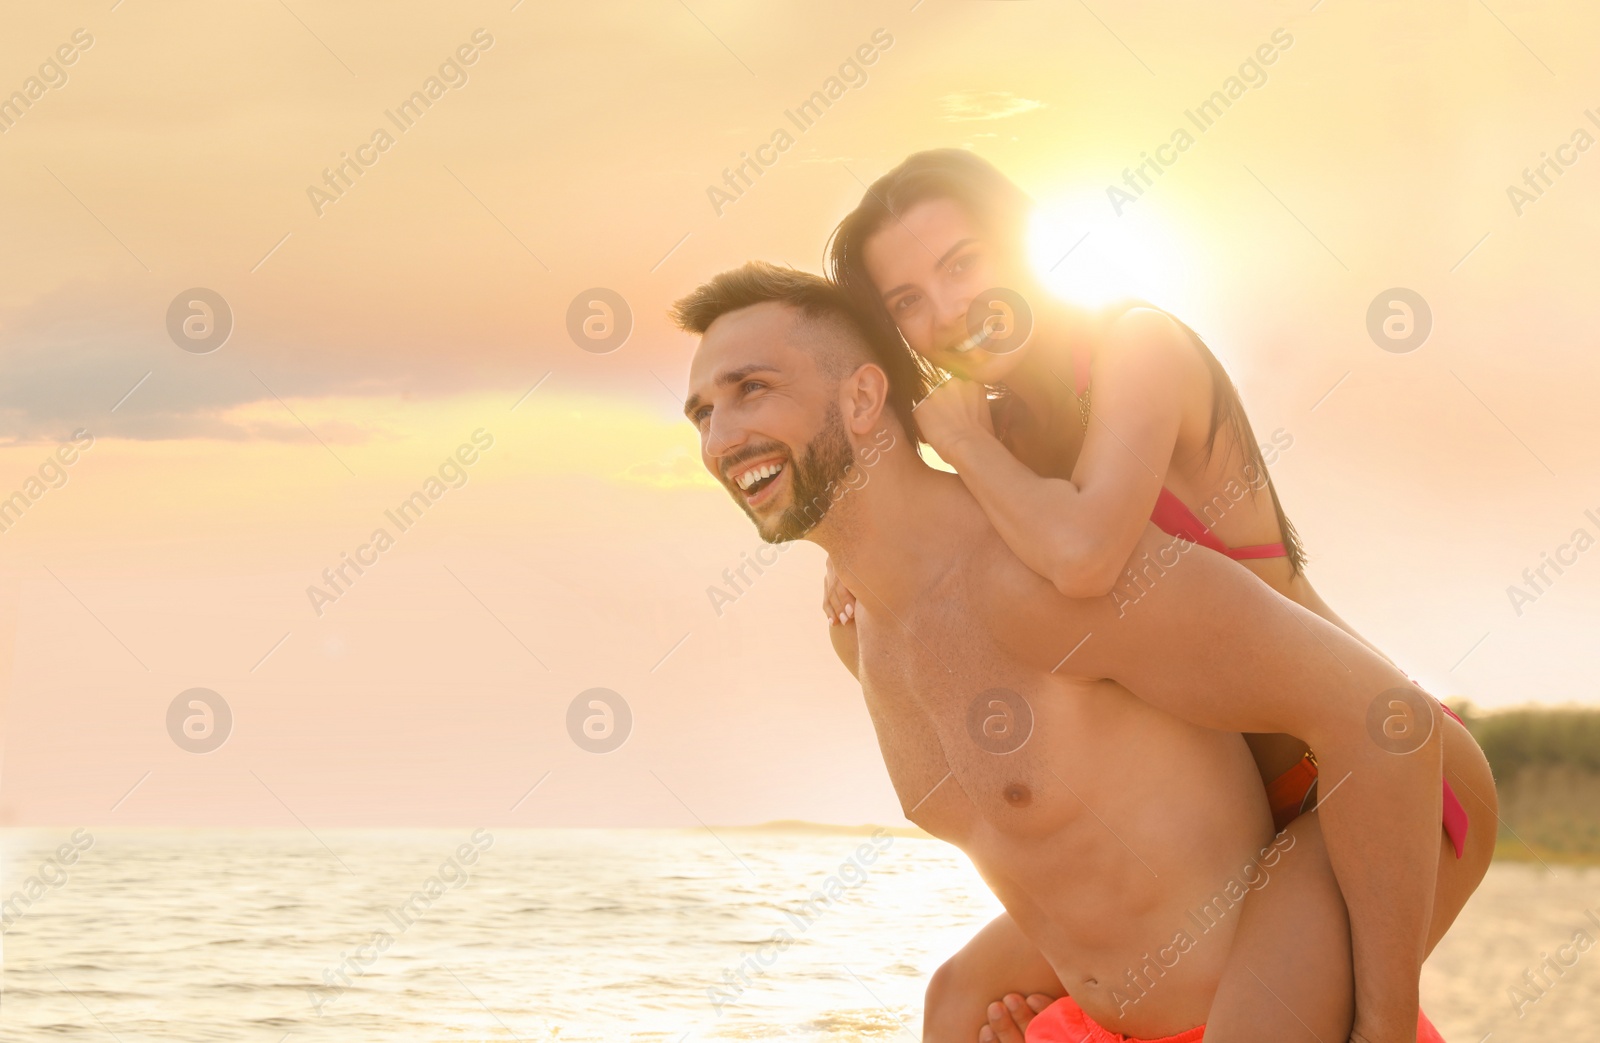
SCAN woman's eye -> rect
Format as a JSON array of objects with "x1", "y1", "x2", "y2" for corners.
[
  {"x1": 893, "y1": 294, "x2": 919, "y2": 313},
  {"x1": 952, "y1": 253, "x2": 975, "y2": 273}
]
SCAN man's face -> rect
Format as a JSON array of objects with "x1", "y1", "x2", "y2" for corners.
[{"x1": 684, "y1": 302, "x2": 856, "y2": 543}]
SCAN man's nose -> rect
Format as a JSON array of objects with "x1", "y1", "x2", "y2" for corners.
[{"x1": 704, "y1": 410, "x2": 747, "y2": 463}]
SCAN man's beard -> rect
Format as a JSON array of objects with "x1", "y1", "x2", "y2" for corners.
[{"x1": 743, "y1": 404, "x2": 856, "y2": 544}]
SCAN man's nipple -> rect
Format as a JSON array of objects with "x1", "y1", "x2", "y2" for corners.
[{"x1": 1002, "y1": 782, "x2": 1032, "y2": 807}]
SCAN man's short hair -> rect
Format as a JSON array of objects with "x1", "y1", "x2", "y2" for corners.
[{"x1": 670, "y1": 261, "x2": 920, "y2": 443}]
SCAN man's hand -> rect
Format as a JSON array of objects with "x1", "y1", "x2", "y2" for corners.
[
  {"x1": 915, "y1": 377, "x2": 994, "y2": 464},
  {"x1": 977, "y1": 993, "x2": 1054, "y2": 1043}
]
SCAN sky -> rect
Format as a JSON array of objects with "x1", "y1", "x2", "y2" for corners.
[{"x1": 0, "y1": 0, "x2": 1597, "y2": 828}]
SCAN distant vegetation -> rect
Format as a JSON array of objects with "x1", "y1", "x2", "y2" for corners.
[
  {"x1": 1452, "y1": 703, "x2": 1600, "y2": 861},
  {"x1": 735, "y1": 706, "x2": 1600, "y2": 861}
]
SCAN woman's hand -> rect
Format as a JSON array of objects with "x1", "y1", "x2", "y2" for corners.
[
  {"x1": 916, "y1": 377, "x2": 995, "y2": 464},
  {"x1": 823, "y1": 555, "x2": 856, "y2": 626}
]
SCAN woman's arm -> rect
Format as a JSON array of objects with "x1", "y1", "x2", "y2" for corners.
[
  {"x1": 924, "y1": 308, "x2": 1195, "y2": 598},
  {"x1": 827, "y1": 591, "x2": 860, "y2": 677}
]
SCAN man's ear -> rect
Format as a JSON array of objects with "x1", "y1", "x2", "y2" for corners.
[{"x1": 840, "y1": 362, "x2": 889, "y2": 436}]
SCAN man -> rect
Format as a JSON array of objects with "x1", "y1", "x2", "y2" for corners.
[{"x1": 674, "y1": 262, "x2": 1471, "y2": 1043}]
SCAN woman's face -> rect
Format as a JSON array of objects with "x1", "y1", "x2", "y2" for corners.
[{"x1": 861, "y1": 196, "x2": 1031, "y2": 383}]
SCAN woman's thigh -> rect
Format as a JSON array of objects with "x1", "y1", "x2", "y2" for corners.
[
  {"x1": 1429, "y1": 710, "x2": 1497, "y2": 954},
  {"x1": 923, "y1": 912, "x2": 1064, "y2": 1043},
  {"x1": 1203, "y1": 811, "x2": 1354, "y2": 1043}
]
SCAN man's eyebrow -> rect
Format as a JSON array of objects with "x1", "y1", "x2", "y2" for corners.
[
  {"x1": 879, "y1": 238, "x2": 978, "y2": 302},
  {"x1": 683, "y1": 364, "x2": 779, "y2": 418}
]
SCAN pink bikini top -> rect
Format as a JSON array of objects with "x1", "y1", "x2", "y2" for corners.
[{"x1": 1149, "y1": 488, "x2": 1288, "y2": 561}]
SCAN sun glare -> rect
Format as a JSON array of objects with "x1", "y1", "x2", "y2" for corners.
[{"x1": 1027, "y1": 194, "x2": 1188, "y2": 314}]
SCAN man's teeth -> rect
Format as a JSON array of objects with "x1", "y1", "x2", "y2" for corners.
[{"x1": 735, "y1": 462, "x2": 784, "y2": 491}]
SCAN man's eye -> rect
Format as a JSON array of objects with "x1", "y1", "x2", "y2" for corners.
[
  {"x1": 693, "y1": 407, "x2": 712, "y2": 424},
  {"x1": 742, "y1": 380, "x2": 766, "y2": 394}
]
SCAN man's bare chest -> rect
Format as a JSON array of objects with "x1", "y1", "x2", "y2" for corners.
[{"x1": 854, "y1": 605, "x2": 1099, "y2": 848}]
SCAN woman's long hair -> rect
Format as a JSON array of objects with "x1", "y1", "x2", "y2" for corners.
[{"x1": 825, "y1": 148, "x2": 1305, "y2": 574}]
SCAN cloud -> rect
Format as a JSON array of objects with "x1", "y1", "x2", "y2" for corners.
[
  {"x1": 620, "y1": 444, "x2": 717, "y2": 488},
  {"x1": 0, "y1": 278, "x2": 521, "y2": 444},
  {"x1": 0, "y1": 311, "x2": 368, "y2": 445},
  {"x1": 940, "y1": 91, "x2": 1045, "y2": 122}
]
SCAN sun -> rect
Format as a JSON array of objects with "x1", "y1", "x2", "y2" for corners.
[{"x1": 1026, "y1": 193, "x2": 1189, "y2": 314}]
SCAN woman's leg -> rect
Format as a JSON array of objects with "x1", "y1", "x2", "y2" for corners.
[
  {"x1": 1206, "y1": 712, "x2": 1499, "y2": 1042},
  {"x1": 1427, "y1": 710, "x2": 1497, "y2": 954},
  {"x1": 959, "y1": 715, "x2": 1498, "y2": 1043},
  {"x1": 1203, "y1": 810, "x2": 1353, "y2": 1042},
  {"x1": 923, "y1": 912, "x2": 1064, "y2": 1043},
  {"x1": 1242, "y1": 731, "x2": 1312, "y2": 789}
]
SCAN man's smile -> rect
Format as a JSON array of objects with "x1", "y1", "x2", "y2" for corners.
[{"x1": 730, "y1": 457, "x2": 788, "y2": 509}]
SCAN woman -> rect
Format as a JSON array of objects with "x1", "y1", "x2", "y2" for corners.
[{"x1": 822, "y1": 150, "x2": 1496, "y2": 1043}]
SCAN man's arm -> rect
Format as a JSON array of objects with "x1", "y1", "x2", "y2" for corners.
[{"x1": 1020, "y1": 530, "x2": 1441, "y2": 1042}]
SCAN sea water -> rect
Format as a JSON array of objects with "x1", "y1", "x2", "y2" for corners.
[{"x1": 0, "y1": 829, "x2": 1594, "y2": 1041}]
